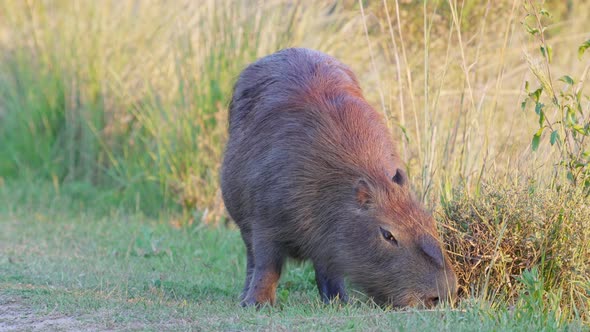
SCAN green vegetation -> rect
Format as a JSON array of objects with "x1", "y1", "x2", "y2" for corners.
[
  {"x1": 522, "y1": 0, "x2": 590, "y2": 192},
  {"x1": 0, "y1": 181, "x2": 586, "y2": 330},
  {"x1": 442, "y1": 183, "x2": 590, "y2": 322},
  {"x1": 1, "y1": 0, "x2": 589, "y2": 330}
]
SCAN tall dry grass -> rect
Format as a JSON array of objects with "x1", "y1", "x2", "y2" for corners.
[
  {"x1": 0, "y1": 1, "x2": 353, "y2": 216},
  {"x1": 357, "y1": 0, "x2": 590, "y2": 204},
  {"x1": 2, "y1": 1, "x2": 588, "y2": 211}
]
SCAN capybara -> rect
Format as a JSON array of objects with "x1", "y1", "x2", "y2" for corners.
[{"x1": 221, "y1": 48, "x2": 457, "y2": 307}]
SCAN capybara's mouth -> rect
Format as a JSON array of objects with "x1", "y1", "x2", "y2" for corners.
[
  {"x1": 372, "y1": 294, "x2": 415, "y2": 309},
  {"x1": 377, "y1": 293, "x2": 444, "y2": 309}
]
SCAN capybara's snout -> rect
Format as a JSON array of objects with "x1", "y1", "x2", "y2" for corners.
[{"x1": 429, "y1": 269, "x2": 458, "y2": 307}]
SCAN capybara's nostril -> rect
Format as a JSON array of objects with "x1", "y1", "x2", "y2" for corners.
[{"x1": 425, "y1": 296, "x2": 439, "y2": 308}]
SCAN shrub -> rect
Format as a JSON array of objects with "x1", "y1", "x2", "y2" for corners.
[{"x1": 440, "y1": 181, "x2": 590, "y2": 322}]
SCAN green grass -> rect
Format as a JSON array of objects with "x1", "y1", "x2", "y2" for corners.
[{"x1": 0, "y1": 180, "x2": 587, "y2": 331}]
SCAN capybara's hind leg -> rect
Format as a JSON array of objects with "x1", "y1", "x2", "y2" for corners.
[
  {"x1": 241, "y1": 238, "x2": 284, "y2": 307},
  {"x1": 314, "y1": 262, "x2": 348, "y2": 303}
]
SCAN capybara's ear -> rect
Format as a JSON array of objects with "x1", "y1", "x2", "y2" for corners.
[
  {"x1": 392, "y1": 168, "x2": 407, "y2": 186},
  {"x1": 354, "y1": 179, "x2": 373, "y2": 209}
]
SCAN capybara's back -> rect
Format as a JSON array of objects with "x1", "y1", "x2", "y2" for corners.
[{"x1": 221, "y1": 48, "x2": 457, "y2": 307}]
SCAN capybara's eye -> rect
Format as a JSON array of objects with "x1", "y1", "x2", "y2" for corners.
[{"x1": 379, "y1": 227, "x2": 398, "y2": 246}]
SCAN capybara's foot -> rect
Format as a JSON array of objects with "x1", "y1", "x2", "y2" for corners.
[
  {"x1": 240, "y1": 288, "x2": 276, "y2": 307},
  {"x1": 240, "y1": 253, "x2": 282, "y2": 307},
  {"x1": 314, "y1": 264, "x2": 348, "y2": 304},
  {"x1": 239, "y1": 296, "x2": 260, "y2": 307}
]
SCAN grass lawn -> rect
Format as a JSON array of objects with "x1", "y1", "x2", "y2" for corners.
[{"x1": 0, "y1": 180, "x2": 585, "y2": 331}]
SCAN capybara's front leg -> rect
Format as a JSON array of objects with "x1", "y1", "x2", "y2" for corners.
[
  {"x1": 240, "y1": 243, "x2": 255, "y2": 301},
  {"x1": 238, "y1": 227, "x2": 255, "y2": 301},
  {"x1": 314, "y1": 262, "x2": 348, "y2": 303},
  {"x1": 241, "y1": 242, "x2": 284, "y2": 307}
]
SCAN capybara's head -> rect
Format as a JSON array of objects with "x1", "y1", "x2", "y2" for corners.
[{"x1": 343, "y1": 168, "x2": 457, "y2": 308}]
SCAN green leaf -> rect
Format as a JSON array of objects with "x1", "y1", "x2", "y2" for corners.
[
  {"x1": 566, "y1": 112, "x2": 577, "y2": 125},
  {"x1": 534, "y1": 102, "x2": 544, "y2": 115},
  {"x1": 558, "y1": 75, "x2": 574, "y2": 85},
  {"x1": 572, "y1": 124, "x2": 586, "y2": 135},
  {"x1": 521, "y1": 100, "x2": 527, "y2": 112},
  {"x1": 531, "y1": 135, "x2": 540, "y2": 151},
  {"x1": 399, "y1": 124, "x2": 410, "y2": 143},
  {"x1": 524, "y1": 80, "x2": 530, "y2": 93},
  {"x1": 539, "y1": 111, "x2": 545, "y2": 127},
  {"x1": 550, "y1": 130, "x2": 559, "y2": 145},
  {"x1": 532, "y1": 128, "x2": 543, "y2": 151},
  {"x1": 525, "y1": 24, "x2": 539, "y2": 35},
  {"x1": 540, "y1": 9, "x2": 550, "y2": 17},
  {"x1": 579, "y1": 40, "x2": 590, "y2": 59},
  {"x1": 529, "y1": 88, "x2": 543, "y2": 102},
  {"x1": 540, "y1": 45, "x2": 553, "y2": 63}
]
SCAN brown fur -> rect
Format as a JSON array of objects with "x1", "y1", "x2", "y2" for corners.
[{"x1": 221, "y1": 48, "x2": 457, "y2": 307}]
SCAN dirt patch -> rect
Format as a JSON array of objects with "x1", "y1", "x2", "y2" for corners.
[{"x1": 0, "y1": 296, "x2": 86, "y2": 332}]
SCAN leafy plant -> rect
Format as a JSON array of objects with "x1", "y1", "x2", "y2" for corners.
[
  {"x1": 516, "y1": 267, "x2": 563, "y2": 328},
  {"x1": 522, "y1": 1, "x2": 590, "y2": 193}
]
